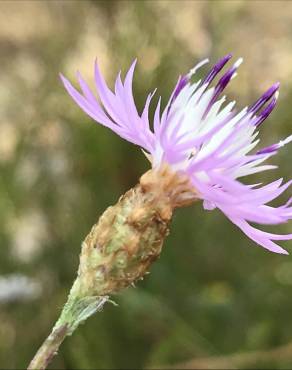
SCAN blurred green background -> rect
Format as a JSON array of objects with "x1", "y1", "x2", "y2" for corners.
[{"x1": 1, "y1": 1, "x2": 292, "y2": 369}]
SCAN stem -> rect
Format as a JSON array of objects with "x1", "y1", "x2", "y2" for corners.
[
  {"x1": 27, "y1": 324, "x2": 68, "y2": 370},
  {"x1": 27, "y1": 289, "x2": 108, "y2": 370}
]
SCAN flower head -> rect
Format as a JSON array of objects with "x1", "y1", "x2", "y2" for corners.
[{"x1": 61, "y1": 55, "x2": 292, "y2": 254}]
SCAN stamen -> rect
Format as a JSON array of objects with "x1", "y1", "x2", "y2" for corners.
[
  {"x1": 202, "y1": 53, "x2": 233, "y2": 86},
  {"x1": 203, "y1": 58, "x2": 243, "y2": 119},
  {"x1": 187, "y1": 58, "x2": 209, "y2": 79},
  {"x1": 172, "y1": 58, "x2": 210, "y2": 101},
  {"x1": 257, "y1": 134, "x2": 292, "y2": 154},
  {"x1": 248, "y1": 82, "x2": 280, "y2": 114},
  {"x1": 254, "y1": 92, "x2": 279, "y2": 127},
  {"x1": 172, "y1": 75, "x2": 189, "y2": 100}
]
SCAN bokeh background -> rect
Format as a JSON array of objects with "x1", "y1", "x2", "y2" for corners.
[{"x1": 1, "y1": 1, "x2": 292, "y2": 369}]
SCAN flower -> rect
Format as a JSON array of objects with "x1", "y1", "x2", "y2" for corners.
[{"x1": 61, "y1": 54, "x2": 292, "y2": 254}]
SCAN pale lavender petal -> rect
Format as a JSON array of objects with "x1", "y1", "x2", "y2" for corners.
[{"x1": 227, "y1": 218, "x2": 289, "y2": 254}]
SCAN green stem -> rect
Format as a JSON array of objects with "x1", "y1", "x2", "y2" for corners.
[{"x1": 28, "y1": 290, "x2": 108, "y2": 370}]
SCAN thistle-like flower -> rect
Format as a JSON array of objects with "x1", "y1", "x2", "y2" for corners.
[
  {"x1": 28, "y1": 55, "x2": 292, "y2": 370},
  {"x1": 61, "y1": 54, "x2": 292, "y2": 255}
]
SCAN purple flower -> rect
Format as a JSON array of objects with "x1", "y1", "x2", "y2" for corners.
[{"x1": 61, "y1": 55, "x2": 292, "y2": 254}]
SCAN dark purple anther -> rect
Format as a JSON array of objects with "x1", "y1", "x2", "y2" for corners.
[
  {"x1": 167, "y1": 75, "x2": 189, "y2": 115},
  {"x1": 257, "y1": 143, "x2": 279, "y2": 155},
  {"x1": 248, "y1": 82, "x2": 280, "y2": 114},
  {"x1": 173, "y1": 75, "x2": 189, "y2": 100},
  {"x1": 202, "y1": 53, "x2": 233, "y2": 86},
  {"x1": 202, "y1": 59, "x2": 242, "y2": 119},
  {"x1": 214, "y1": 66, "x2": 236, "y2": 96},
  {"x1": 254, "y1": 95, "x2": 278, "y2": 127}
]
